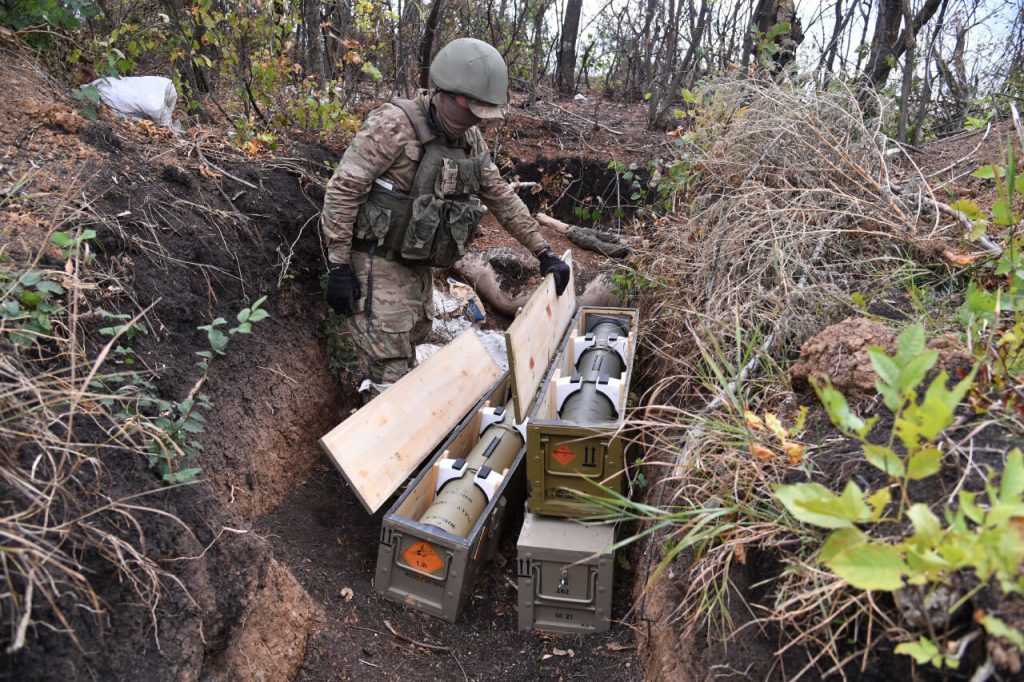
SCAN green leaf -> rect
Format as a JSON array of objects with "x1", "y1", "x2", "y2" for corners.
[
  {"x1": 868, "y1": 348, "x2": 902, "y2": 412},
  {"x1": 992, "y1": 198, "x2": 1015, "y2": 226},
  {"x1": 49, "y1": 232, "x2": 72, "y2": 247},
  {"x1": 1000, "y1": 449, "x2": 1024, "y2": 501},
  {"x1": 897, "y1": 368, "x2": 976, "y2": 448},
  {"x1": 896, "y1": 324, "x2": 925, "y2": 360},
  {"x1": 248, "y1": 309, "x2": 269, "y2": 322},
  {"x1": 825, "y1": 541, "x2": 907, "y2": 590},
  {"x1": 949, "y1": 198, "x2": 985, "y2": 220},
  {"x1": 971, "y1": 164, "x2": 1004, "y2": 179},
  {"x1": 980, "y1": 615, "x2": 1024, "y2": 648},
  {"x1": 774, "y1": 481, "x2": 871, "y2": 529},
  {"x1": 819, "y1": 527, "x2": 866, "y2": 562},
  {"x1": 959, "y1": 491, "x2": 984, "y2": 524},
  {"x1": 863, "y1": 443, "x2": 905, "y2": 477},
  {"x1": 895, "y1": 637, "x2": 940, "y2": 665},
  {"x1": 867, "y1": 487, "x2": 892, "y2": 520},
  {"x1": 34, "y1": 279, "x2": 64, "y2": 295},
  {"x1": 906, "y1": 447, "x2": 942, "y2": 480},
  {"x1": 900, "y1": 350, "x2": 939, "y2": 395},
  {"x1": 237, "y1": 307, "x2": 251, "y2": 323},
  {"x1": 163, "y1": 467, "x2": 202, "y2": 483},
  {"x1": 907, "y1": 503, "x2": 942, "y2": 544},
  {"x1": 811, "y1": 379, "x2": 866, "y2": 436},
  {"x1": 20, "y1": 290, "x2": 42, "y2": 308},
  {"x1": 868, "y1": 347, "x2": 899, "y2": 386}
]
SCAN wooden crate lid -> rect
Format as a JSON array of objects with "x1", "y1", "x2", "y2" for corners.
[
  {"x1": 319, "y1": 330, "x2": 504, "y2": 514},
  {"x1": 505, "y1": 250, "x2": 576, "y2": 423}
]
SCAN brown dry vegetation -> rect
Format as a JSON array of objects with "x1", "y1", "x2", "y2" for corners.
[{"x1": 626, "y1": 79, "x2": 1024, "y2": 680}]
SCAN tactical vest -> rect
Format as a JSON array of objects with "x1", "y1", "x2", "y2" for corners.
[{"x1": 352, "y1": 98, "x2": 486, "y2": 267}]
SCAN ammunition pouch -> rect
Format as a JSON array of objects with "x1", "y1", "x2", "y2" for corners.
[{"x1": 354, "y1": 163, "x2": 485, "y2": 268}]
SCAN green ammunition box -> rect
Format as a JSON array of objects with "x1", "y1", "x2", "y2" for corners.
[
  {"x1": 527, "y1": 306, "x2": 639, "y2": 518},
  {"x1": 517, "y1": 512, "x2": 615, "y2": 634},
  {"x1": 375, "y1": 376, "x2": 527, "y2": 622}
]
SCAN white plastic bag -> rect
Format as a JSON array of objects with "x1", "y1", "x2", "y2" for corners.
[{"x1": 89, "y1": 76, "x2": 177, "y2": 128}]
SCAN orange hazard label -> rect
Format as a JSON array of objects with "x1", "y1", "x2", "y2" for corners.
[
  {"x1": 552, "y1": 444, "x2": 576, "y2": 466},
  {"x1": 402, "y1": 540, "x2": 444, "y2": 574}
]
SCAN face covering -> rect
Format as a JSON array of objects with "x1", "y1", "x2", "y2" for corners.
[{"x1": 432, "y1": 91, "x2": 480, "y2": 140}]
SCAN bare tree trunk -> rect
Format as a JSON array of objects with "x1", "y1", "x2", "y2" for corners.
[
  {"x1": 896, "y1": 0, "x2": 915, "y2": 143},
  {"x1": 864, "y1": 0, "x2": 943, "y2": 90},
  {"x1": 819, "y1": 0, "x2": 853, "y2": 82},
  {"x1": 556, "y1": 0, "x2": 583, "y2": 94},
  {"x1": 528, "y1": 0, "x2": 550, "y2": 104},
  {"x1": 911, "y1": 0, "x2": 949, "y2": 144},
  {"x1": 302, "y1": 0, "x2": 325, "y2": 85},
  {"x1": 419, "y1": 0, "x2": 445, "y2": 89},
  {"x1": 742, "y1": 0, "x2": 772, "y2": 67},
  {"x1": 854, "y1": 0, "x2": 872, "y2": 75},
  {"x1": 393, "y1": 0, "x2": 422, "y2": 96}
]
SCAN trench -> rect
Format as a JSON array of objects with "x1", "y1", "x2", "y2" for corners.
[
  {"x1": 512, "y1": 156, "x2": 648, "y2": 226},
  {"x1": 192, "y1": 153, "x2": 645, "y2": 679}
]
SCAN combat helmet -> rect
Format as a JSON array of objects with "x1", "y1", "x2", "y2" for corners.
[{"x1": 429, "y1": 38, "x2": 508, "y2": 119}]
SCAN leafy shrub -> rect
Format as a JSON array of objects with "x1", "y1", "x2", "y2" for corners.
[{"x1": 775, "y1": 324, "x2": 1023, "y2": 672}]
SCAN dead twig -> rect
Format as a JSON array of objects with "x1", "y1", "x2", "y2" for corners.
[{"x1": 192, "y1": 139, "x2": 258, "y2": 190}]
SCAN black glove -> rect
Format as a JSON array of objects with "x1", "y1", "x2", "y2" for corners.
[
  {"x1": 538, "y1": 251, "x2": 570, "y2": 296},
  {"x1": 326, "y1": 264, "x2": 361, "y2": 317}
]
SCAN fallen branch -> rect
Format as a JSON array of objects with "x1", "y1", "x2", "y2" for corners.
[
  {"x1": 537, "y1": 213, "x2": 632, "y2": 257},
  {"x1": 193, "y1": 140, "x2": 258, "y2": 190},
  {"x1": 543, "y1": 100, "x2": 624, "y2": 135},
  {"x1": 536, "y1": 212, "x2": 571, "y2": 234}
]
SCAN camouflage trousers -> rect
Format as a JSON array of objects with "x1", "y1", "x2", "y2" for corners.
[{"x1": 344, "y1": 251, "x2": 433, "y2": 384}]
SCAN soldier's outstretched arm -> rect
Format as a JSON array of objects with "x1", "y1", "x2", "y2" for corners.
[{"x1": 322, "y1": 106, "x2": 408, "y2": 265}]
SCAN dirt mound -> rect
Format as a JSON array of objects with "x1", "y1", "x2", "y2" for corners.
[
  {"x1": 790, "y1": 317, "x2": 975, "y2": 395},
  {"x1": 2, "y1": 462, "x2": 316, "y2": 681},
  {"x1": 789, "y1": 317, "x2": 899, "y2": 394},
  {"x1": 207, "y1": 558, "x2": 321, "y2": 681}
]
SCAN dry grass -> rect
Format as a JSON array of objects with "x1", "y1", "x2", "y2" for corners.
[
  {"x1": 0, "y1": 208, "x2": 189, "y2": 654},
  {"x1": 638, "y1": 77, "x2": 956, "y2": 406},
  {"x1": 627, "y1": 77, "x2": 966, "y2": 678}
]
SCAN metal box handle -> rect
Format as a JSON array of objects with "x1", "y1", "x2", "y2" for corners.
[{"x1": 532, "y1": 564, "x2": 598, "y2": 604}]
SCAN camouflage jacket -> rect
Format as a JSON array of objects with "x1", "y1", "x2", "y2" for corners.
[{"x1": 322, "y1": 91, "x2": 548, "y2": 265}]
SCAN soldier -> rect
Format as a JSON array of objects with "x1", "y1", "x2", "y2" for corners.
[{"x1": 321, "y1": 38, "x2": 571, "y2": 391}]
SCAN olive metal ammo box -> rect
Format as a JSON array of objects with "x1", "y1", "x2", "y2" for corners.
[
  {"x1": 526, "y1": 306, "x2": 639, "y2": 517},
  {"x1": 517, "y1": 512, "x2": 615, "y2": 633},
  {"x1": 374, "y1": 376, "x2": 524, "y2": 622}
]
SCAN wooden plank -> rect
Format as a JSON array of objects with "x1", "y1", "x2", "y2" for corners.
[
  {"x1": 319, "y1": 331, "x2": 503, "y2": 514},
  {"x1": 505, "y1": 250, "x2": 576, "y2": 423},
  {"x1": 547, "y1": 368, "x2": 562, "y2": 419},
  {"x1": 396, "y1": 456, "x2": 442, "y2": 519}
]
